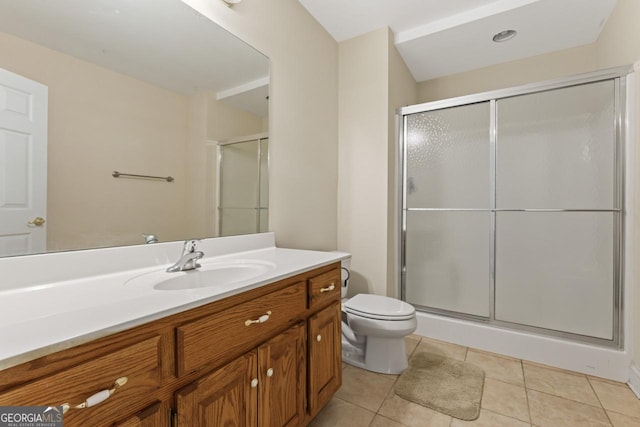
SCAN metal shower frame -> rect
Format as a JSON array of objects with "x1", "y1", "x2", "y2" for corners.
[{"x1": 397, "y1": 65, "x2": 632, "y2": 348}]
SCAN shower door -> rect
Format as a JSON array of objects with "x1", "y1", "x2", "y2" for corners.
[
  {"x1": 401, "y1": 68, "x2": 627, "y2": 345},
  {"x1": 218, "y1": 134, "x2": 269, "y2": 236},
  {"x1": 404, "y1": 102, "x2": 492, "y2": 318},
  {"x1": 494, "y1": 81, "x2": 617, "y2": 340}
]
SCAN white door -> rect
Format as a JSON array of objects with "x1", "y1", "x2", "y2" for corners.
[{"x1": 0, "y1": 67, "x2": 48, "y2": 256}]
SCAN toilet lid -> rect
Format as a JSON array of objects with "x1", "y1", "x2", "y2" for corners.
[{"x1": 344, "y1": 294, "x2": 415, "y2": 320}]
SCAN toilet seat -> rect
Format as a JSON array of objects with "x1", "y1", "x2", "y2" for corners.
[{"x1": 344, "y1": 294, "x2": 415, "y2": 321}]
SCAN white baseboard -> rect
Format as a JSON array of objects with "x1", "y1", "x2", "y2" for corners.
[
  {"x1": 415, "y1": 311, "x2": 631, "y2": 382},
  {"x1": 629, "y1": 363, "x2": 640, "y2": 398}
]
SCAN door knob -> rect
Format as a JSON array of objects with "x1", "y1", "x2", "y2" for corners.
[{"x1": 28, "y1": 217, "x2": 46, "y2": 226}]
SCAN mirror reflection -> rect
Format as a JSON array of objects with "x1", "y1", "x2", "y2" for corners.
[{"x1": 0, "y1": 0, "x2": 270, "y2": 257}]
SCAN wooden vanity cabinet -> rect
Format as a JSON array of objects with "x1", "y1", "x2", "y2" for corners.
[
  {"x1": 308, "y1": 302, "x2": 342, "y2": 416},
  {"x1": 177, "y1": 323, "x2": 306, "y2": 427},
  {"x1": 114, "y1": 401, "x2": 167, "y2": 427},
  {"x1": 257, "y1": 323, "x2": 306, "y2": 427},
  {"x1": 0, "y1": 335, "x2": 163, "y2": 426},
  {"x1": 176, "y1": 351, "x2": 258, "y2": 426},
  {"x1": 0, "y1": 262, "x2": 342, "y2": 427}
]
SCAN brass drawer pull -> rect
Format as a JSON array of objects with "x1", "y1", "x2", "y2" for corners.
[
  {"x1": 61, "y1": 376, "x2": 128, "y2": 414},
  {"x1": 245, "y1": 311, "x2": 272, "y2": 326},
  {"x1": 320, "y1": 283, "x2": 335, "y2": 293}
]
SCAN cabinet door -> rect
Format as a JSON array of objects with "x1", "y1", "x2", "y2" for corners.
[
  {"x1": 308, "y1": 302, "x2": 342, "y2": 415},
  {"x1": 176, "y1": 351, "x2": 257, "y2": 427},
  {"x1": 114, "y1": 401, "x2": 165, "y2": 427},
  {"x1": 258, "y1": 323, "x2": 306, "y2": 427}
]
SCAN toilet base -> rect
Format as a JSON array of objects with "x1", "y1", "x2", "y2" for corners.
[{"x1": 342, "y1": 336, "x2": 408, "y2": 375}]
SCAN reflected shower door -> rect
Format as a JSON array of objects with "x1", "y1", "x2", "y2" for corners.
[
  {"x1": 494, "y1": 81, "x2": 617, "y2": 339},
  {"x1": 404, "y1": 102, "x2": 491, "y2": 317},
  {"x1": 218, "y1": 136, "x2": 269, "y2": 236}
]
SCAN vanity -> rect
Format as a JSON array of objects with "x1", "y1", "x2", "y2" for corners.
[{"x1": 0, "y1": 233, "x2": 346, "y2": 426}]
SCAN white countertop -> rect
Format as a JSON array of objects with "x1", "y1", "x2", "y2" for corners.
[{"x1": 0, "y1": 233, "x2": 349, "y2": 370}]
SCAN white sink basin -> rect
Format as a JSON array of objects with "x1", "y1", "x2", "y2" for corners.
[{"x1": 125, "y1": 259, "x2": 276, "y2": 291}]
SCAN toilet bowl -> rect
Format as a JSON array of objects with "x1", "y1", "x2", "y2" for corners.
[
  {"x1": 341, "y1": 293, "x2": 417, "y2": 374},
  {"x1": 336, "y1": 253, "x2": 417, "y2": 374}
]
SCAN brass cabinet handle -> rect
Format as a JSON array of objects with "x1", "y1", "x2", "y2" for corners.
[
  {"x1": 61, "y1": 377, "x2": 128, "y2": 414},
  {"x1": 250, "y1": 378, "x2": 258, "y2": 388},
  {"x1": 266, "y1": 368, "x2": 274, "y2": 378},
  {"x1": 316, "y1": 334, "x2": 322, "y2": 342},
  {"x1": 27, "y1": 217, "x2": 46, "y2": 226},
  {"x1": 245, "y1": 311, "x2": 272, "y2": 326},
  {"x1": 320, "y1": 283, "x2": 335, "y2": 293}
]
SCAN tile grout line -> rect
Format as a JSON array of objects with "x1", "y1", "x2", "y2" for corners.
[
  {"x1": 457, "y1": 345, "x2": 468, "y2": 427},
  {"x1": 349, "y1": 338, "x2": 419, "y2": 426},
  {"x1": 332, "y1": 395, "x2": 379, "y2": 418},
  {"x1": 521, "y1": 363, "x2": 612, "y2": 409},
  {"x1": 586, "y1": 376, "x2": 614, "y2": 426},
  {"x1": 522, "y1": 359, "x2": 534, "y2": 426}
]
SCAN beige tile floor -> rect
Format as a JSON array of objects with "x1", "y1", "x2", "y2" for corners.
[{"x1": 309, "y1": 334, "x2": 640, "y2": 427}]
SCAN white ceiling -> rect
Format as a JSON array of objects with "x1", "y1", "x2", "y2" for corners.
[
  {"x1": 299, "y1": 0, "x2": 617, "y2": 82},
  {"x1": 0, "y1": 0, "x2": 270, "y2": 117}
]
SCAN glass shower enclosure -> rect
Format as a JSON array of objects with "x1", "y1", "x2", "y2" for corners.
[
  {"x1": 217, "y1": 133, "x2": 269, "y2": 237},
  {"x1": 399, "y1": 67, "x2": 630, "y2": 346}
]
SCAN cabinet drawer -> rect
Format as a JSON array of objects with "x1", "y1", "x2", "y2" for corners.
[
  {"x1": 176, "y1": 282, "x2": 307, "y2": 376},
  {"x1": 0, "y1": 336, "x2": 162, "y2": 427},
  {"x1": 308, "y1": 266, "x2": 341, "y2": 309}
]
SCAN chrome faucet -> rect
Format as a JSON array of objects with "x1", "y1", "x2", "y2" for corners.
[{"x1": 166, "y1": 240, "x2": 204, "y2": 272}]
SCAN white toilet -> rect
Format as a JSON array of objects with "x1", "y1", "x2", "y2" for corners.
[{"x1": 339, "y1": 257, "x2": 417, "y2": 374}]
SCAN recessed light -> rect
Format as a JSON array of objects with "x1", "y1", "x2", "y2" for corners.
[{"x1": 492, "y1": 30, "x2": 517, "y2": 43}]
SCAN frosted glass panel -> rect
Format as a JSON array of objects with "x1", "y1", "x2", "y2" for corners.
[
  {"x1": 497, "y1": 81, "x2": 615, "y2": 209},
  {"x1": 495, "y1": 212, "x2": 614, "y2": 339},
  {"x1": 405, "y1": 211, "x2": 491, "y2": 317},
  {"x1": 259, "y1": 208, "x2": 268, "y2": 233},
  {"x1": 219, "y1": 208, "x2": 257, "y2": 237},
  {"x1": 406, "y1": 102, "x2": 490, "y2": 208},
  {"x1": 220, "y1": 141, "x2": 259, "y2": 208},
  {"x1": 218, "y1": 137, "x2": 270, "y2": 237}
]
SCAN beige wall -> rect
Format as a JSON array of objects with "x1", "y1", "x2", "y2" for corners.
[
  {"x1": 185, "y1": 92, "x2": 209, "y2": 239},
  {"x1": 338, "y1": 28, "x2": 390, "y2": 297},
  {"x1": 635, "y1": 63, "x2": 640, "y2": 374},
  {"x1": 206, "y1": 94, "x2": 264, "y2": 142},
  {"x1": 337, "y1": 28, "x2": 416, "y2": 297},
  {"x1": 0, "y1": 31, "x2": 189, "y2": 251},
  {"x1": 417, "y1": 0, "x2": 640, "y2": 103},
  {"x1": 595, "y1": 0, "x2": 640, "y2": 70},
  {"x1": 183, "y1": 0, "x2": 339, "y2": 251},
  {"x1": 417, "y1": 45, "x2": 596, "y2": 102}
]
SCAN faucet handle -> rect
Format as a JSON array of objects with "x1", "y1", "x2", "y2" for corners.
[{"x1": 183, "y1": 239, "x2": 200, "y2": 253}]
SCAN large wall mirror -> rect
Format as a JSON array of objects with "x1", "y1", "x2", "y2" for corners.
[{"x1": 0, "y1": 0, "x2": 270, "y2": 257}]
